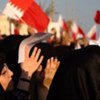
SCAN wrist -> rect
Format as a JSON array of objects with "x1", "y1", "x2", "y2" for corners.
[
  {"x1": 17, "y1": 79, "x2": 30, "y2": 91},
  {"x1": 20, "y1": 70, "x2": 32, "y2": 80},
  {"x1": 17, "y1": 77, "x2": 31, "y2": 91},
  {"x1": 20, "y1": 78, "x2": 31, "y2": 83}
]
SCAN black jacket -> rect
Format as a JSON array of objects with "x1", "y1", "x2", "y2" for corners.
[{"x1": 0, "y1": 85, "x2": 5, "y2": 100}]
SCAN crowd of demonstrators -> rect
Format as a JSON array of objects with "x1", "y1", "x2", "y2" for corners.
[
  {"x1": 0, "y1": 42, "x2": 60, "y2": 100},
  {"x1": 46, "y1": 27, "x2": 89, "y2": 50},
  {"x1": 0, "y1": 32, "x2": 100, "y2": 100},
  {"x1": 60, "y1": 30, "x2": 73, "y2": 46},
  {"x1": 0, "y1": 46, "x2": 44, "y2": 100},
  {"x1": 47, "y1": 28, "x2": 61, "y2": 47},
  {"x1": 46, "y1": 45, "x2": 100, "y2": 100},
  {"x1": 0, "y1": 34, "x2": 60, "y2": 100}
]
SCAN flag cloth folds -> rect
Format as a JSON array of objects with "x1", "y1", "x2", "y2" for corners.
[
  {"x1": 3, "y1": 0, "x2": 49, "y2": 32},
  {"x1": 3, "y1": 0, "x2": 33, "y2": 20},
  {"x1": 94, "y1": 10, "x2": 100, "y2": 24},
  {"x1": 71, "y1": 22, "x2": 85, "y2": 40},
  {"x1": 58, "y1": 15, "x2": 69, "y2": 33},
  {"x1": 21, "y1": 1, "x2": 50, "y2": 32},
  {"x1": 87, "y1": 25, "x2": 97, "y2": 40}
]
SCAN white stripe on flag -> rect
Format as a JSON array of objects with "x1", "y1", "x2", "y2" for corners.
[{"x1": 3, "y1": 2, "x2": 24, "y2": 20}]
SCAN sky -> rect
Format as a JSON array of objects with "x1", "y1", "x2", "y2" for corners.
[
  {"x1": 36, "y1": 0, "x2": 100, "y2": 34},
  {"x1": 0, "y1": 0, "x2": 100, "y2": 34}
]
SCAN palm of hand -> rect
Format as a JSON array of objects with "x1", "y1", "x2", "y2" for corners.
[
  {"x1": 43, "y1": 57, "x2": 60, "y2": 89},
  {"x1": 21, "y1": 46, "x2": 44, "y2": 77}
]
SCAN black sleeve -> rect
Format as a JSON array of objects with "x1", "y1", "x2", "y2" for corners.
[
  {"x1": 0, "y1": 85, "x2": 6, "y2": 100},
  {"x1": 5, "y1": 88, "x2": 30, "y2": 100}
]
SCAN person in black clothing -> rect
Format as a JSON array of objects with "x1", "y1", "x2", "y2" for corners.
[
  {"x1": 46, "y1": 45, "x2": 100, "y2": 100},
  {"x1": 0, "y1": 52, "x2": 8, "y2": 100},
  {"x1": 0, "y1": 45, "x2": 44, "y2": 100},
  {"x1": 0, "y1": 43, "x2": 60, "y2": 100}
]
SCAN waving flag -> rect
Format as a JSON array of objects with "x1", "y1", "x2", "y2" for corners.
[
  {"x1": 58, "y1": 15, "x2": 69, "y2": 33},
  {"x1": 3, "y1": 0, "x2": 33, "y2": 20},
  {"x1": 3, "y1": 0, "x2": 49, "y2": 32},
  {"x1": 94, "y1": 10, "x2": 100, "y2": 24},
  {"x1": 71, "y1": 22, "x2": 85, "y2": 40},
  {"x1": 21, "y1": 1, "x2": 50, "y2": 32},
  {"x1": 87, "y1": 25, "x2": 97, "y2": 40}
]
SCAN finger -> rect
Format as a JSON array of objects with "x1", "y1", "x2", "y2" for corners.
[
  {"x1": 46, "y1": 59, "x2": 50, "y2": 69},
  {"x1": 38, "y1": 55, "x2": 44, "y2": 66},
  {"x1": 57, "y1": 61, "x2": 60, "y2": 68},
  {"x1": 35, "y1": 48, "x2": 41, "y2": 61},
  {"x1": 24, "y1": 45, "x2": 30, "y2": 60},
  {"x1": 54, "y1": 58, "x2": 58, "y2": 63},
  {"x1": 31, "y1": 47, "x2": 38, "y2": 58},
  {"x1": 50, "y1": 57, "x2": 54, "y2": 68},
  {"x1": 37, "y1": 65, "x2": 42, "y2": 72},
  {"x1": 57, "y1": 61, "x2": 60, "y2": 67}
]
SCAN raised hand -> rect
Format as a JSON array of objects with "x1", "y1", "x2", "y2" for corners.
[
  {"x1": 20, "y1": 46, "x2": 44, "y2": 78},
  {"x1": 42, "y1": 57, "x2": 60, "y2": 89}
]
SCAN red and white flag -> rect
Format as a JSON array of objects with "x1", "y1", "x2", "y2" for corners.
[
  {"x1": 3, "y1": 0, "x2": 50, "y2": 32},
  {"x1": 58, "y1": 15, "x2": 69, "y2": 33},
  {"x1": 94, "y1": 10, "x2": 100, "y2": 24},
  {"x1": 3, "y1": 0, "x2": 33, "y2": 20},
  {"x1": 71, "y1": 22, "x2": 85, "y2": 40},
  {"x1": 14, "y1": 27, "x2": 19, "y2": 35},
  {"x1": 21, "y1": 1, "x2": 50, "y2": 32},
  {"x1": 87, "y1": 25, "x2": 97, "y2": 40}
]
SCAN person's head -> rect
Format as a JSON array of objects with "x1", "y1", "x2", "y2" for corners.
[{"x1": 0, "y1": 53, "x2": 13, "y2": 91}]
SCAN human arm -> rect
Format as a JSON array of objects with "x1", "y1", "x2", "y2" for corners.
[
  {"x1": 43, "y1": 57, "x2": 60, "y2": 89},
  {"x1": 17, "y1": 46, "x2": 44, "y2": 91}
]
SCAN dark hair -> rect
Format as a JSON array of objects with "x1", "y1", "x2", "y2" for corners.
[{"x1": 0, "y1": 52, "x2": 6, "y2": 74}]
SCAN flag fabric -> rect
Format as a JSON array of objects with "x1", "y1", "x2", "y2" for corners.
[
  {"x1": 3, "y1": 0, "x2": 49, "y2": 32},
  {"x1": 18, "y1": 33, "x2": 52, "y2": 63},
  {"x1": 3, "y1": 0, "x2": 33, "y2": 20},
  {"x1": 58, "y1": 15, "x2": 69, "y2": 33},
  {"x1": 71, "y1": 22, "x2": 85, "y2": 40},
  {"x1": 21, "y1": 1, "x2": 50, "y2": 32},
  {"x1": 9, "y1": 0, "x2": 33, "y2": 11},
  {"x1": 87, "y1": 25, "x2": 97, "y2": 40},
  {"x1": 14, "y1": 27, "x2": 19, "y2": 35},
  {"x1": 94, "y1": 10, "x2": 100, "y2": 24},
  {"x1": 62, "y1": 20, "x2": 69, "y2": 33},
  {"x1": 47, "y1": 21, "x2": 61, "y2": 39}
]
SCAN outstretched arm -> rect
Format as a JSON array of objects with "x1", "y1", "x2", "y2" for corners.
[
  {"x1": 17, "y1": 45, "x2": 44, "y2": 91},
  {"x1": 37, "y1": 57, "x2": 60, "y2": 100}
]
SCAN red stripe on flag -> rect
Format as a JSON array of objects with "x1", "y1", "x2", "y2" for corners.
[
  {"x1": 78, "y1": 26, "x2": 85, "y2": 37},
  {"x1": 21, "y1": 1, "x2": 50, "y2": 32},
  {"x1": 90, "y1": 32, "x2": 96, "y2": 40},
  {"x1": 94, "y1": 10, "x2": 100, "y2": 24},
  {"x1": 63, "y1": 20, "x2": 69, "y2": 33}
]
